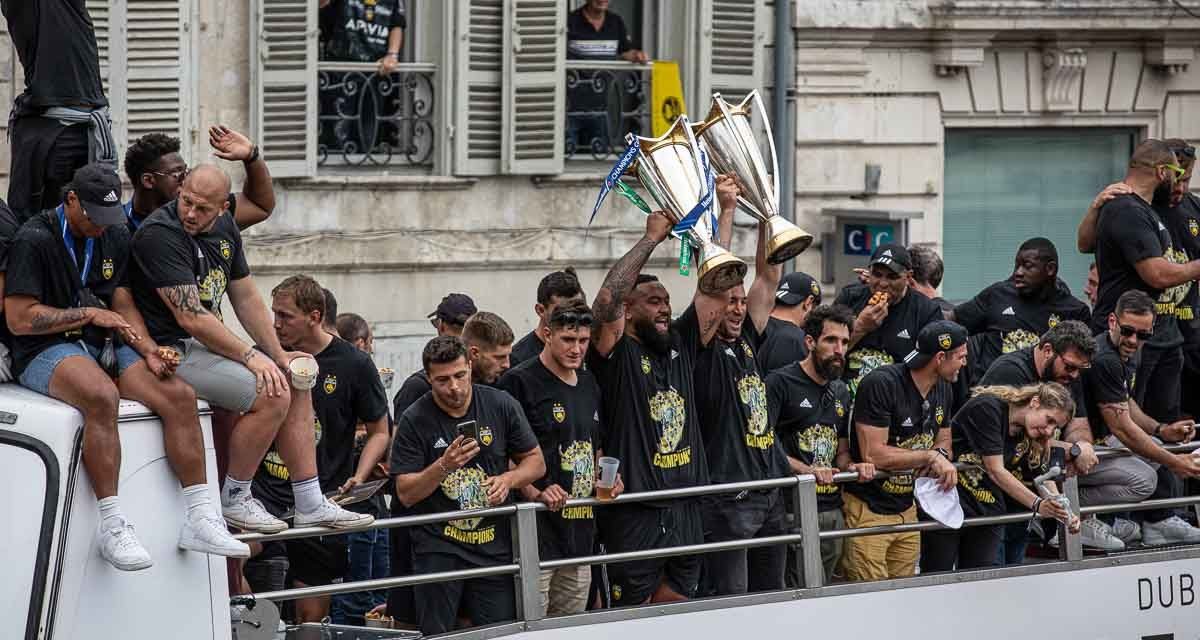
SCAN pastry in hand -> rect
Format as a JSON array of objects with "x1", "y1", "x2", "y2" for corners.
[
  {"x1": 157, "y1": 346, "x2": 181, "y2": 366},
  {"x1": 869, "y1": 291, "x2": 890, "y2": 307}
]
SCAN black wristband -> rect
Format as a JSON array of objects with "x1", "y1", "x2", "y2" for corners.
[
  {"x1": 1154, "y1": 423, "x2": 1165, "y2": 439},
  {"x1": 246, "y1": 144, "x2": 261, "y2": 163},
  {"x1": 1031, "y1": 497, "x2": 1044, "y2": 518}
]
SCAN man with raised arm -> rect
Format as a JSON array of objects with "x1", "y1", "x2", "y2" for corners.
[
  {"x1": 586, "y1": 177, "x2": 735, "y2": 607},
  {"x1": 128, "y1": 164, "x2": 366, "y2": 534}
]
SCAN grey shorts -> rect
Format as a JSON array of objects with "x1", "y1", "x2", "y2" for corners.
[{"x1": 174, "y1": 339, "x2": 259, "y2": 413}]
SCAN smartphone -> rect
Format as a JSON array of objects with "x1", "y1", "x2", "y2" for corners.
[{"x1": 456, "y1": 420, "x2": 480, "y2": 444}]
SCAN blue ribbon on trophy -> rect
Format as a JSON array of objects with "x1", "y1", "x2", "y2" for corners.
[{"x1": 587, "y1": 140, "x2": 650, "y2": 230}]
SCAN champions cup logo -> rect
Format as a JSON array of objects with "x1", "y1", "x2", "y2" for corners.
[
  {"x1": 441, "y1": 467, "x2": 489, "y2": 531},
  {"x1": 957, "y1": 452, "x2": 994, "y2": 504},
  {"x1": 737, "y1": 374, "x2": 769, "y2": 435},
  {"x1": 101, "y1": 258, "x2": 114, "y2": 280},
  {"x1": 883, "y1": 431, "x2": 935, "y2": 494},
  {"x1": 219, "y1": 239, "x2": 232, "y2": 260},
  {"x1": 552, "y1": 403, "x2": 566, "y2": 424},
  {"x1": 1002, "y1": 329, "x2": 1039, "y2": 354},
  {"x1": 641, "y1": 355, "x2": 652, "y2": 375},
  {"x1": 650, "y1": 390, "x2": 686, "y2": 454},
  {"x1": 938, "y1": 333, "x2": 952, "y2": 350},
  {"x1": 323, "y1": 374, "x2": 337, "y2": 395},
  {"x1": 478, "y1": 424, "x2": 494, "y2": 447},
  {"x1": 199, "y1": 268, "x2": 228, "y2": 319},
  {"x1": 560, "y1": 441, "x2": 596, "y2": 498}
]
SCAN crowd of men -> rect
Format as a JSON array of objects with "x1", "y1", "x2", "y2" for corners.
[{"x1": 4, "y1": 1, "x2": 1200, "y2": 636}]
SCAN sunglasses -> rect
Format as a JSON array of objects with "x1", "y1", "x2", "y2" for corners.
[
  {"x1": 1131, "y1": 161, "x2": 1186, "y2": 179},
  {"x1": 152, "y1": 166, "x2": 189, "y2": 182},
  {"x1": 553, "y1": 312, "x2": 594, "y2": 328},
  {"x1": 1173, "y1": 145, "x2": 1196, "y2": 159},
  {"x1": 1057, "y1": 356, "x2": 1091, "y2": 374},
  {"x1": 1119, "y1": 325, "x2": 1154, "y2": 341}
]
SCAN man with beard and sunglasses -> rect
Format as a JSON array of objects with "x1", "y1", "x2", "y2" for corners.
[
  {"x1": 978, "y1": 320, "x2": 1108, "y2": 555},
  {"x1": 122, "y1": 128, "x2": 276, "y2": 232},
  {"x1": 586, "y1": 188, "x2": 736, "y2": 606},
  {"x1": 767, "y1": 304, "x2": 875, "y2": 585},
  {"x1": 1082, "y1": 290, "x2": 1200, "y2": 547}
]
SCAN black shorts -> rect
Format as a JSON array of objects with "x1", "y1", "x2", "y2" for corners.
[
  {"x1": 285, "y1": 534, "x2": 349, "y2": 588},
  {"x1": 243, "y1": 541, "x2": 289, "y2": 593},
  {"x1": 597, "y1": 500, "x2": 702, "y2": 606},
  {"x1": 412, "y1": 552, "x2": 515, "y2": 635},
  {"x1": 700, "y1": 488, "x2": 786, "y2": 542}
]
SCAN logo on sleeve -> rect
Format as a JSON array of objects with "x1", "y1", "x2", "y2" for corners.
[
  {"x1": 478, "y1": 424, "x2": 494, "y2": 447},
  {"x1": 323, "y1": 374, "x2": 337, "y2": 395},
  {"x1": 552, "y1": 403, "x2": 566, "y2": 424},
  {"x1": 101, "y1": 258, "x2": 114, "y2": 280},
  {"x1": 219, "y1": 239, "x2": 232, "y2": 261},
  {"x1": 1190, "y1": 218, "x2": 1199, "y2": 237},
  {"x1": 935, "y1": 405, "x2": 945, "y2": 425}
]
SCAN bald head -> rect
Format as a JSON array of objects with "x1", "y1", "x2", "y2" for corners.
[
  {"x1": 184, "y1": 164, "x2": 232, "y2": 200},
  {"x1": 178, "y1": 164, "x2": 232, "y2": 235}
]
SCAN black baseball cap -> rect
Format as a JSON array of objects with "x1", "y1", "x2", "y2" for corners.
[
  {"x1": 775, "y1": 272, "x2": 822, "y2": 306},
  {"x1": 869, "y1": 243, "x2": 912, "y2": 275},
  {"x1": 70, "y1": 163, "x2": 126, "y2": 226},
  {"x1": 428, "y1": 293, "x2": 477, "y2": 326},
  {"x1": 903, "y1": 320, "x2": 968, "y2": 369}
]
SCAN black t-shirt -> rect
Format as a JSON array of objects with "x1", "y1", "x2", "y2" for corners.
[
  {"x1": 1162, "y1": 194, "x2": 1200, "y2": 327},
  {"x1": 497, "y1": 357, "x2": 601, "y2": 560},
  {"x1": 767, "y1": 363, "x2": 851, "y2": 511},
  {"x1": 756, "y1": 316, "x2": 808, "y2": 372},
  {"x1": 392, "y1": 369, "x2": 430, "y2": 424},
  {"x1": 834, "y1": 286, "x2": 944, "y2": 397},
  {"x1": 321, "y1": 0, "x2": 407, "y2": 62},
  {"x1": 585, "y1": 305, "x2": 709, "y2": 500},
  {"x1": 1093, "y1": 194, "x2": 1184, "y2": 347},
  {"x1": 694, "y1": 317, "x2": 788, "y2": 485},
  {"x1": 566, "y1": 7, "x2": 632, "y2": 60},
  {"x1": 978, "y1": 347, "x2": 1088, "y2": 426},
  {"x1": 1082, "y1": 333, "x2": 1139, "y2": 443},
  {"x1": 846, "y1": 363, "x2": 953, "y2": 515},
  {"x1": 129, "y1": 200, "x2": 251, "y2": 344},
  {"x1": 0, "y1": 200, "x2": 20, "y2": 347},
  {"x1": 954, "y1": 280, "x2": 1091, "y2": 381},
  {"x1": 1, "y1": 0, "x2": 107, "y2": 112},
  {"x1": 952, "y1": 394, "x2": 1048, "y2": 517},
  {"x1": 5, "y1": 209, "x2": 131, "y2": 376},
  {"x1": 390, "y1": 385, "x2": 538, "y2": 566},
  {"x1": 254, "y1": 337, "x2": 389, "y2": 512},
  {"x1": 509, "y1": 330, "x2": 543, "y2": 371}
]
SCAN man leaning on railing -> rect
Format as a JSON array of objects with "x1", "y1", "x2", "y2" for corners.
[{"x1": 391, "y1": 336, "x2": 545, "y2": 635}]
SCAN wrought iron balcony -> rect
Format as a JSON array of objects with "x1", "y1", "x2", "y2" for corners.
[
  {"x1": 564, "y1": 60, "x2": 652, "y2": 162},
  {"x1": 317, "y1": 62, "x2": 435, "y2": 169}
]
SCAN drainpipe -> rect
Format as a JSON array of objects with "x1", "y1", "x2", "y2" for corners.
[{"x1": 773, "y1": 0, "x2": 795, "y2": 272}]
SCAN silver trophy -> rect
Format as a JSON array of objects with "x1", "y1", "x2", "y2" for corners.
[
  {"x1": 693, "y1": 90, "x2": 813, "y2": 264},
  {"x1": 624, "y1": 116, "x2": 747, "y2": 293}
]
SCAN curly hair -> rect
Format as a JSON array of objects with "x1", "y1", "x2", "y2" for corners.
[
  {"x1": 124, "y1": 133, "x2": 181, "y2": 186},
  {"x1": 1039, "y1": 320, "x2": 1097, "y2": 359},
  {"x1": 802, "y1": 304, "x2": 855, "y2": 340},
  {"x1": 972, "y1": 382, "x2": 1075, "y2": 417}
]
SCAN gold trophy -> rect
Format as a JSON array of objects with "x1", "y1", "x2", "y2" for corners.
[
  {"x1": 693, "y1": 90, "x2": 813, "y2": 264},
  {"x1": 623, "y1": 116, "x2": 747, "y2": 293}
]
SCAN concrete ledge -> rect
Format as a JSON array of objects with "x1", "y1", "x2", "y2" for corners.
[{"x1": 277, "y1": 175, "x2": 478, "y2": 191}]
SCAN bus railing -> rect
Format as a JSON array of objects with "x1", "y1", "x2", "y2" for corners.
[{"x1": 233, "y1": 441, "x2": 1200, "y2": 622}]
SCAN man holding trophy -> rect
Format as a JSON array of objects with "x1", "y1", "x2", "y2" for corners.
[{"x1": 588, "y1": 92, "x2": 812, "y2": 604}]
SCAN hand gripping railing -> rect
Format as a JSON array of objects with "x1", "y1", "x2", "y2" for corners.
[{"x1": 234, "y1": 441, "x2": 1200, "y2": 624}]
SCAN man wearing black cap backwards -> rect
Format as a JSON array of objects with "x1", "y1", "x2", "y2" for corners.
[
  {"x1": 757, "y1": 271, "x2": 821, "y2": 373},
  {"x1": 841, "y1": 320, "x2": 966, "y2": 582},
  {"x1": 5, "y1": 163, "x2": 250, "y2": 571},
  {"x1": 834, "y1": 243, "x2": 945, "y2": 400}
]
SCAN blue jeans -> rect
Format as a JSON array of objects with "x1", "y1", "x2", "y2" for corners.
[
  {"x1": 330, "y1": 528, "x2": 390, "y2": 625},
  {"x1": 998, "y1": 521, "x2": 1030, "y2": 566},
  {"x1": 19, "y1": 340, "x2": 141, "y2": 394}
]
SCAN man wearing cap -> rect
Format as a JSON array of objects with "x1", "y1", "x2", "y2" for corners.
[
  {"x1": 429, "y1": 293, "x2": 476, "y2": 337},
  {"x1": 4, "y1": 163, "x2": 250, "y2": 571},
  {"x1": 841, "y1": 320, "x2": 966, "y2": 582},
  {"x1": 834, "y1": 243, "x2": 945, "y2": 400},
  {"x1": 129, "y1": 164, "x2": 368, "y2": 535},
  {"x1": 757, "y1": 271, "x2": 821, "y2": 373}
]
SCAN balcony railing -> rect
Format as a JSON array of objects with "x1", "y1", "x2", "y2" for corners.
[
  {"x1": 317, "y1": 62, "x2": 436, "y2": 169},
  {"x1": 564, "y1": 60, "x2": 652, "y2": 162}
]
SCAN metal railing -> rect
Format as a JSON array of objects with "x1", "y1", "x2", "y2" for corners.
[
  {"x1": 234, "y1": 441, "x2": 1200, "y2": 627},
  {"x1": 563, "y1": 60, "x2": 651, "y2": 162},
  {"x1": 317, "y1": 62, "x2": 436, "y2": 169}
]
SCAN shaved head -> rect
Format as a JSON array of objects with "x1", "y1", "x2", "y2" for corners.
[
  {"x1": 184, "y1": 164, "x2": 232, "y2": 200},
  {"x1": 1130, "y1": 139, "x2": 1177, "y2": 171},
  {"x1": 177, "y1": 164, "x2": 232, "y2": 235}
]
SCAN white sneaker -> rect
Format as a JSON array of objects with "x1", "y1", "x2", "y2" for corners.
[
  {"x1": 223, "y1": 497, "x2": 288, "y2": 534},
  {"x1": 1111, "y1": 518, "x2": 1142, "y2": 545},
  {"x1": 180, "y1": 514, "x2": 252, "y2": 558},
  {"x1": 1143, "y1": 516, "x2": 1200, "y2": 546},
  {"x1": 98, "y1": 520, "x2": 153, "y2": 571},
  {"x1": 1080, "y1": 516, "x2": 1125, "y2": 551},
  {"x1": 1046, "y1": 531, "x2": 1059, "y2": 548},
  {"x1": 294, "y1": 498, "x2": 375, "y2": 529}
]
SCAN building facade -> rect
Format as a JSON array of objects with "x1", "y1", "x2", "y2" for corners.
[{"x1": 0, "y1": 0, "x2": 1197, "y2": 373}]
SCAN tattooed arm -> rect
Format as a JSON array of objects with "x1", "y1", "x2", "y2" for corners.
[
  {"x1": 156, "y1": 283, "x2": 255, "y2": 362},
  {"x1": 1099, "y1": 400, "x2": 1180, "y2": 468},
  {"x1": 5, "y1": 295, "x2": 93, "y2": 335},
  {"x1": 591, "y1": 212, "x2": 672, "y2": 357}
]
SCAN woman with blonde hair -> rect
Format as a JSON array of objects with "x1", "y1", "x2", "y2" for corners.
[{"x1": 921, "y1": 383, "x2": 1082, "y2": 572}]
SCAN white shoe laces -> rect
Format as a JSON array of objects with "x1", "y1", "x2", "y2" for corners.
[{"x1": 110, "y1": 525, "x2": 143, "y2": 552}]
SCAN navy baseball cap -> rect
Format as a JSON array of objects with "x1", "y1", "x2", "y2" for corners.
[
  {"x1": 869, "y1": 243, "x2": 912, "y2": 275},
  {"x1": 775, "y1": 272, "x2": 822, "y2": 306},
  {"x1": 904, "y1": 320, "x2": 968, "y2": 369},
  {"x1": 428, "y1": 293, "x2": 477, "y2": 326},
  {"x1": 70, "y1": 163, "x2": 126, "y2": 226}
]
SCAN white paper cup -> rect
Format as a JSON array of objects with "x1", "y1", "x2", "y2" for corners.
[
  {"x1": 288, "y1": 355, "x2": 319, "y2": 390},
  {"x1": 597, "y1": 457, "x2": 619, "y2": 501}
]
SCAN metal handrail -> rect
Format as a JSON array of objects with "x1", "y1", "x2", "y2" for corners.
[
  {"x1": 316, "y1": 61, "x2": 437, "y2": 73},
  {"x1": 253, "y1": 563, "x2": 519, "y2": 603},
  {"x1": 563, "y1": 60, "x2": 651, "y2": 71},
  {"x1": 234, "y1": 504, "x2": 518, "y2": 543}
]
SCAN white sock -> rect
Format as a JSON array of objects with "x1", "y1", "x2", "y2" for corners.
[
  {"x1": 292, "y1": 476, "x2": 324, "y2": 514},
  {"x1": 221, "y1": 476, "x2": 252, "y2": 508},
  {"x1": 182, "y1": 484, "x2": 213, "y2": 521},
  {"x1": 98, "y1": 495, "x2": 124, "y2": 531}
]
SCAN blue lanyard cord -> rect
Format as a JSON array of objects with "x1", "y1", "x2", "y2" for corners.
[
  {"x1": 57, "y1": 205, "x2": 95, "y2": 288},
  {"x1": 124, "y1": 201, "x2": 140, "y2": 230}
]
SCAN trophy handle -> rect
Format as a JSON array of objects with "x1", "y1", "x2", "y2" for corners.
[{"x1": 713, "y1": 91, "x2": 780, "y2": 210}]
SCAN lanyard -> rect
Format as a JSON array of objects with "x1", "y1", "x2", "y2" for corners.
[
  {"x1": 124, "y1": 201, "x2": 141, "y2": 230},
  {"x1": 57, "y1": 205, "x2": 94, "y2": 288}
]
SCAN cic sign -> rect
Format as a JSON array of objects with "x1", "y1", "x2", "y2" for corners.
[{"x1": 844, "y1": 224, "x2": 895, "y2": 256}]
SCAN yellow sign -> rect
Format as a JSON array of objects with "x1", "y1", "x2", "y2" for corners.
[{"x1": 651, "y1": 61, "x2": 686, "y2": 137}]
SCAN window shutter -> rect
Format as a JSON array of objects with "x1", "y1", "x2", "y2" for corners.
[
  {"x1": 501, "y1": 0, "x2": 565, "y2": 175},
  {"x1": 124, "y1": 1, "x2": 186, "y2": 147},
  {"x1": 453, "y1": 0, "x2": 504, "y2": 176},
  {"x1": 85, "y1": 0, "x2": 111, "y2": 95},
  {"x1": 697, "y1": 0, "x2": 764, "y2": 105},
  {"x1": 250, "y1": 0, "x2": 317, "y2": 177}
]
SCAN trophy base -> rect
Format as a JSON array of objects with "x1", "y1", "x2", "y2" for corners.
[
  {"x1": 765, "y1": 219, "x2": 815, "y2": 265},
  {"x1": 697, "y1": 251, "x2": 749, "y2": 294}
]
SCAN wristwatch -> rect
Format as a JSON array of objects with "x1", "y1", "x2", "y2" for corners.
[{"x1": 1069, "y1": 443, "x2": 1082, "y2": 460}]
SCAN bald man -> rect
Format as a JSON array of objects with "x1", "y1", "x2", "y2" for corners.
[{"x1": 129, "y1": 165, "x2": 371, "y2": 533}]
